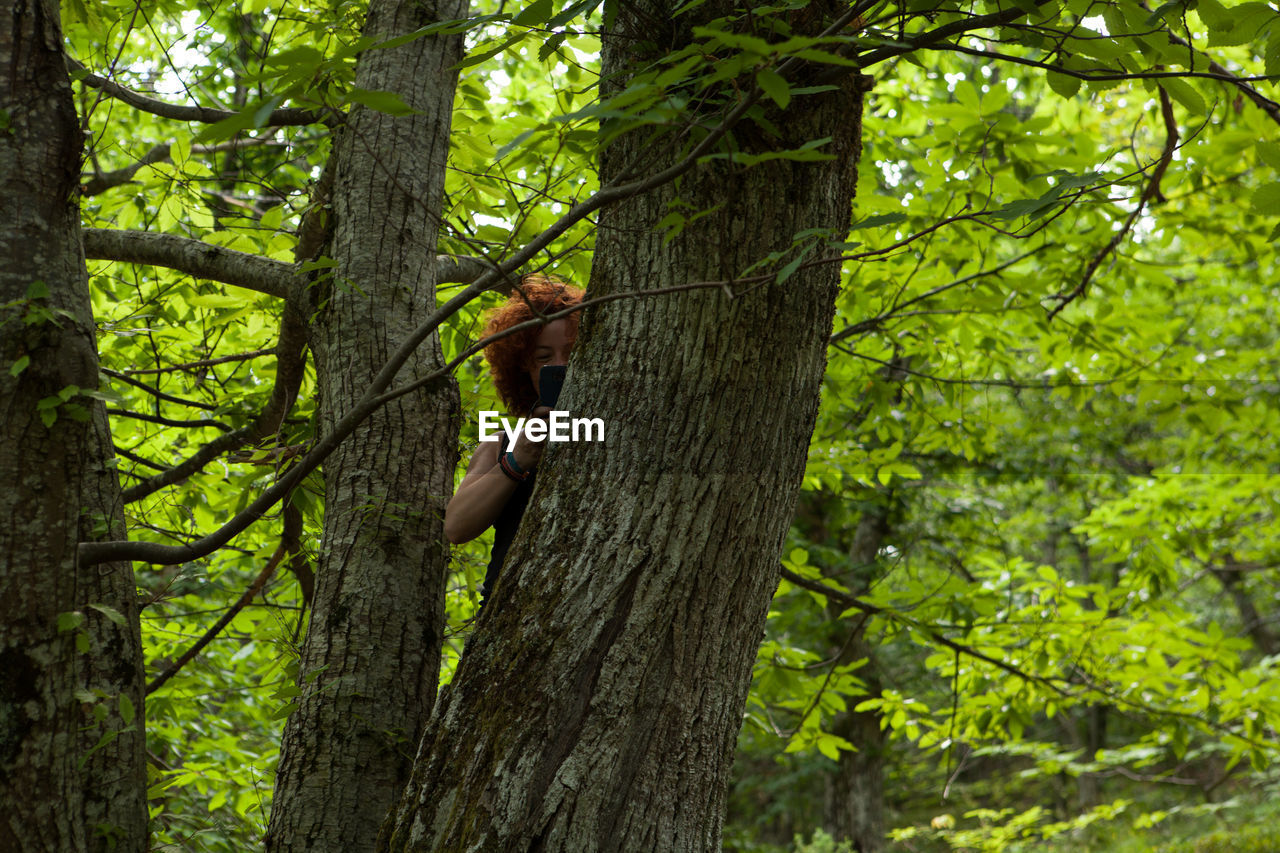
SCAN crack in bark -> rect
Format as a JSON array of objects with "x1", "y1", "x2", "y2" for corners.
[{"x1": 527, "y1": 558, "x2": 647, "y2": 849}]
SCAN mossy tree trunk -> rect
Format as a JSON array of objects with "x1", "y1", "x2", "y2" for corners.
[
  {"x1": 381, "y1": 2, "x2": 865, "y2": 850},
  {"x1": 1, "y1": 1, "x2": 146, "y2": 850}
]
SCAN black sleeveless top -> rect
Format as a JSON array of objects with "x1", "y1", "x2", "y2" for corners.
[{"x1": 481, "y1": 434, "x2": 535, "y2": 604}]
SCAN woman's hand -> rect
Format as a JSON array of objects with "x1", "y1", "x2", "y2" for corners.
[{"x1": 510, "y1": 405, "x2": 552, "y2": 471}]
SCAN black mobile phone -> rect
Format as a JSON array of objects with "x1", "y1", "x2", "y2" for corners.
[{"x1": 536, "y1": 365, "x2": 567, "y2": 409}]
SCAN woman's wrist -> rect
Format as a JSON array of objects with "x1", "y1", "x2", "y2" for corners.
[{"x1": 498, "y1": 450, "x2": 533, "y2": 482}]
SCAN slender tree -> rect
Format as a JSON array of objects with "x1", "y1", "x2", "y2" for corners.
[{"x1": 264, "y1": 2, "x2": 468, "y2": 851}]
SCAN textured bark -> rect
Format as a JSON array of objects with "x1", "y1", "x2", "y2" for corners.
[
  {"x1": 383, "y1": 3, "x2": 864, "y2": 850},
  {"x1": 264, "y1": 2, "x2": 466, "y2": 851},
  {"x1": 82, "y1": 228, "x2": 490, "y2": 298},
  {"x1": 0, "y1": 1, "x2": 146, "y2": 850},
  {"x1": 83, "y1": 229, "x2": 294, "y2": 297}
]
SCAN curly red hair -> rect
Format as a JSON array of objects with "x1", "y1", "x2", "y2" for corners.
[{"x1": 483, "y1": 274, "x2": 584, "y2": 414}]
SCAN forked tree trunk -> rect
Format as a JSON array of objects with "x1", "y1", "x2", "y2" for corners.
[
  {"x1": 264, "y1": 2, "x2": 466, "y2": 850},
  {"x1": 1, "y1": 1, "x2": 146, "y2": 850},
  {"x1": 382, "y1": 3, "x2": 864, "y2": 849}
]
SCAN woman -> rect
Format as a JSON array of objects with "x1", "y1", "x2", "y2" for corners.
[{"x1": 444, "y1": 274, "x2": 584, "y2": 604}]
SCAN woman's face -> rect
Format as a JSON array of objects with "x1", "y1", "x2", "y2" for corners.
[{"x1": 526, "y1": 318, "x2": 575, "y2": 395}]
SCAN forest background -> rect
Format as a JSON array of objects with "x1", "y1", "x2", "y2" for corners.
[{"x1": 2, "y1": 0, "x2": 1279, "y2": 850}]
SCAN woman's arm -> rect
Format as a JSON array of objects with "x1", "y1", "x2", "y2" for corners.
[{"x1": 443, "y1": 409, "x2": 550, "y2": 544}]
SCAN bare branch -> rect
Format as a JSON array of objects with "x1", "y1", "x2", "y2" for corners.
[
  {"x1": 147, "y1": 545, "x2": 283, "y2": 694},
  {"x1": 435, "y1": 254, "x2": 496, "y2": 285},
  {"x1": 122, "y1": 349, "x2": 276, "y2": 375},
  {"x1": 102, "y1": 368, "x2": 219, "y2": 410},
  {"x1": 84, "y1": 229, "x2": 490, "y2": 295},
  {"x1": 81, "y1": 136, "x2": 289, "y2": 196},
  {"x1": 122, "y1": 427, "x2": 257, "y2": 504},
  {"x1": 106, "y1": 409, "x2": 234, "y2": 432},
  {"x1": 121, "y1": 304, "x2": 310, "y2": 504},
  {"x1": 1048, "y1": 85, "x2": 1179, "y2": 319},
  {"x1": 68, "y1": 57, "x2": 326, "y2": 126},
  {"x1": 84, "y1": 229, "x2": 294, "y2": 298}
]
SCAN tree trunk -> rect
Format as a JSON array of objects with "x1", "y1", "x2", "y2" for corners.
[
  {"x1": 264, "y1": 2, "x2": 466, "y2": 851},
  {"x1": 382, "y1": 3, "x2": 864, "y2": 849},
  {"x1": 1211, "y1": 557, "x2": 1277, "y2": 657},
  {"x1": 1, "y1": 2, "x2": 146, "y2": 850},
  {"x1": 824, "y1": 508, "x2": 889, "y2": 852}
]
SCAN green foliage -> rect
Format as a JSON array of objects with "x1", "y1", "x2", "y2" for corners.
[{"x1": 52, "y1": 0, "x2": 1280, "y2": 847}]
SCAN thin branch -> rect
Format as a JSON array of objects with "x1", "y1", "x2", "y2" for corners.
[
  {"x1": 106, "y1": 409, "x2": 233, "y2": 432},
  {"x1": 68, "y1": 57, "x2": 326, "y2": 126},
  {"x1": 850, "y1": 1, "x2": 1060, "y2": 73},
  {"x1": 121, "y1": 348, "x2": 276, "y2": 375},
  {"x1": 147, "y1": 545, "x2": 283, "y2": 694},
  {"x1": 434, "y1": 254, "x2": 496, "y2": 286},
  {"x1": 779, "y1": 568, "x2": 1276, "y2": 749},
  {"x1": 81, "y1": 136, "x2": 289, "y2": 196},
  {"x1": 121, "y1": 302, "x2": 309, "y2": 504},
  {"x1": 1148, "y1": 1, "x2": 1280, "y2": 127},
  {"x1": 101, "y1": 368, "x2": 220, "y2": 411},
  {"x1": 939, "y1": 41, "x2": 1275, "y2": 85},
  {"x1": 830, "y1": 245, "x2": 1051, "y2": 344},
  {"x1": 1048, "y1": 84, "x2": 1178, "y2": 320},
  {"x1": 778, "y1": 568, "x2": 1072, "y2": 694},
  {"x1": 121, "y1": 427, "x2": 256, "y2": 503},
  {"x1": 113, "y1": 445, "x2": 168, "y2": 472}
]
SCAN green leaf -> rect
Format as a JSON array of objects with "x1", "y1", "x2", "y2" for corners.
[
  {"x1": 9, "y1": 355, "x2": 29, "y2": 377},
  {"x1": 88, "y1": 603, "x2": 128, "y2": 626},
  {"x1": 26, "y1": 280, "x2": 49, "y2": 300},
  {"x1": 1251, "y1": 182, "x2": 1280, "y2": 215},
  {"x1": 1196, "y1": 0, "x2": 1231, "y2": 30},
  {"x1": 260, "y1": 204, "x2": 285, "y2": 232},
  {"x1": 548, "y1": 0, "x2": 600, "y2": 28},
  {"x1": 1160, "y1": 78, "x2": 1204, "y2": 115},
  {"x1": 344, "y1": 88, "x2": 420, "y2": 116},
  {"x1": 1203, "y1": 1, "x2": 1277, "y2": 46},
  {"x1": 58, "y1": 611, "x2": 85, "y2": 632},
  {"x1": 776, "y1": 252, "x2": 806, "y2": 284},
  {"x1": 496, "y1": 128, "x2": 538, "y2": 162},
  {"x1": 539, "y1": 32, "x2": 568, "y2": 62},
  {"x1": 1267, "y1": 29, "x2": 1280, "y2": 78},
  {"x1": 119, "y1": 692, "x2": 135, "y2": 726},
  {"x1": 185, "y1": 292, "x2": 244, "y2": 309},
  {"x1": 851, "y1": 212, "x2": 906, "y2": 230},
  {"x1": 1258, "y1": 142, "x2": 1280, "y2": 172},
  {"x1": 1046, "y1": 70, "x2": 1081, "y2": 99},
  {"x1": 701, "y1": 136, "x2": 833, "y2": 167},
  {"x1": 512, "y1": 0, "x2": 554, "y2": 26},
  {"x1": 757, "y1": 69, "x2": 791, "y2": 109}
]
